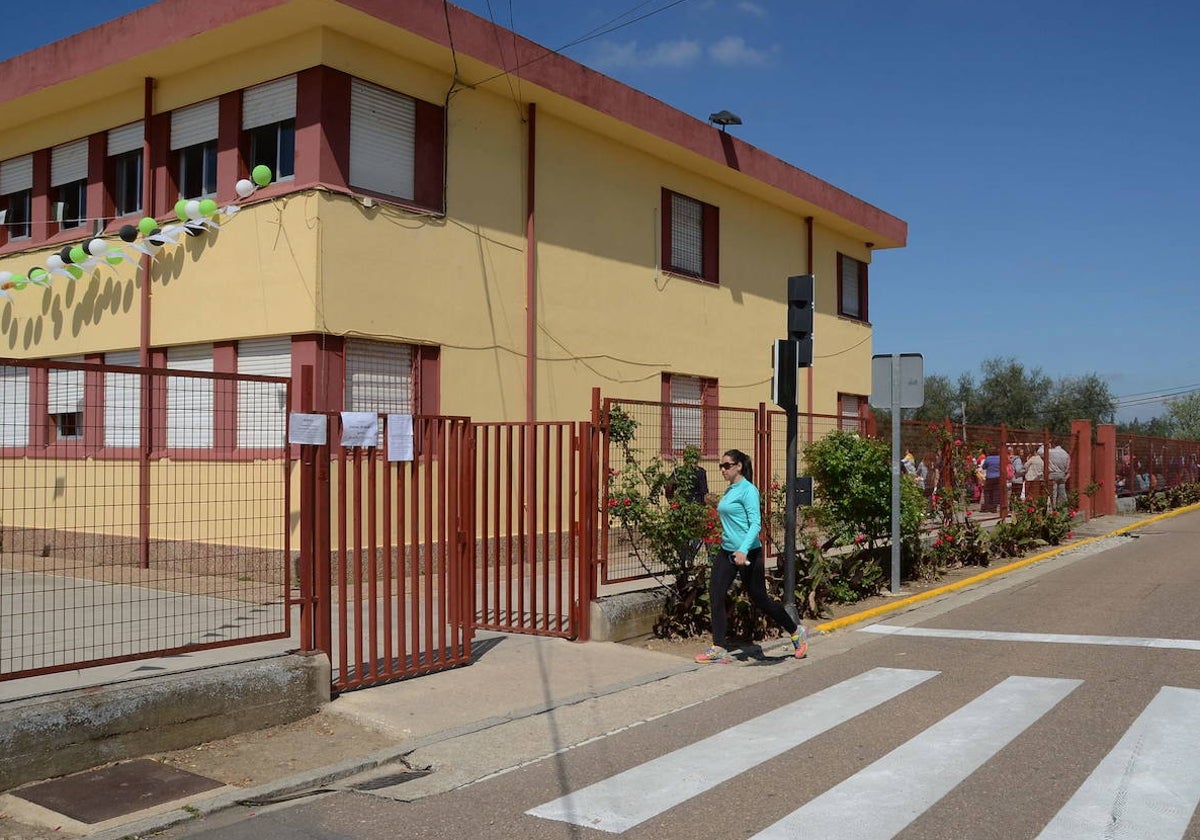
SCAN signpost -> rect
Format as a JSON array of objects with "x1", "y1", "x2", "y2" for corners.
[{"x1": 870, "y1": 353, "x2": 924, "y2": 594}]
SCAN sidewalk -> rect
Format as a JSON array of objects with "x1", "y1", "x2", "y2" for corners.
[{"x1": 0, "y1": 509, "x2": 1168, "y2": 839}]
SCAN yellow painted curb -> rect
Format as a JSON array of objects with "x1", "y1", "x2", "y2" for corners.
[{"x1": 812, "y1": 502, "x2": 1200, "y2": 636}]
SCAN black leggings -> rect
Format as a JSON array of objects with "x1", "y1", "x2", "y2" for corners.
[{"x1": 709, "y1": 547, "x2": 797, "y2": 648}]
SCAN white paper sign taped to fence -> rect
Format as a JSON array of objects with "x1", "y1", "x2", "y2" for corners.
[
  {"x1": 340, "y1": 412, "x2": 379, "y2": 448},
  {"x1": 288, "y1": 413, "x2": 327, "y2": 445},
  {"x1": 386, "y1": 414, "x2": 414, "y2": 462}
]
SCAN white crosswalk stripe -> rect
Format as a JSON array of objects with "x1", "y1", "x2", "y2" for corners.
[
  {"x1": 750, "y1": 675, "x2": 1081, "y2": 839},
  {"x1": 526, "y1": 671, "x2": 1200, "y2": 838},
  {"x1": 1036, "y1": 686, "x2": 1200, "y2": 840},
  {"x1": 525, "y1": 667, "x2": 939, "y2": 833},
  {"x1": 860, "y1": 623, "x2": 1200, "y2": 651}
]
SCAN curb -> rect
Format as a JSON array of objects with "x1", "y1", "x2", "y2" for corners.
[{"x1": 813, "y1": 504, "x2": 1200, "y2": 635}]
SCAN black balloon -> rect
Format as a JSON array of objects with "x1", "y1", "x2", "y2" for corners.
[
  {"x1": 119, "y1": 224, "x2": 138, "y2": 242},
  {"x1": 59, "y1": 245, "x2": 75, "y2": 264},
  {"x1": 147, "y1": 228, "x2": 165, "y2": 246},
  {"x1": 184, "y1": 221, "x2": 205, "y2": 237}
]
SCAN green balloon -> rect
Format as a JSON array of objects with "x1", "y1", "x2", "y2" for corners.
[
  {"x1": 199, "y1": 198, "x2": 219, "y2": 217},
  {"x1": 251, "y1": 165, "x2": 273, "y2": 187},
  {"x1": 65, "y1": 265, "x2": 83, "y2": 280},
  {"x1": 174, "y1": 199, "x2": 190, "y2": 222},
  {"x1": 10, "y1": 273, "x2": 27, "y2": 285},
  {"x1": 69, "y1": 246, "x2": 88, "y2": 264},
  {"x1": 106, "y1": 255, "x2": 124, "y2": 266},
  {"x1": 13, "y1": 280, "x2": 27, "y2": 290},
  {"x1": 137, "y1": 217, "x2": 157, "y2": 236}
]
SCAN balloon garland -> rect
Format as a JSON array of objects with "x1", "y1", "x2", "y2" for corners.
[{"x1": 0, "y1": 168, "x2": 275, "y2": 300}]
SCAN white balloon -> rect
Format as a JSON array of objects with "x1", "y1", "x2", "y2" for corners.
[
  {"x1": 0, "y1": 271, "x2": 11, "y2": 283},
  {"x1": 235, "y1": 179, "x2": 256, "y2": 198},
  {"x1": 87, "y1": 238, "x2": 109, "y2": 256},
  {"x1": 184, "y1": 200, "x2": 202, "y2": 220},
  {"x1": 47, "y1": 255, "x2": 65, "y2": 269}
]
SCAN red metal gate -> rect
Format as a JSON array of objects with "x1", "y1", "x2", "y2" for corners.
[
  {"x1": 472, "y1": 421, "x2": 599, "y2": 640},
  {"x1": 298, "y1": 416, "x2": 598, "y2": 691}
]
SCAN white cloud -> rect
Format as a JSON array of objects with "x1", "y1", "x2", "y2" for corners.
[
  {"x1": 592, "y1": 38, "x2": 703, "y2": 69},
  {"x1": 708, "y1": 35, "x2": 770, "y2": 66},
  {"x1": 737, "y1": 1, "x2": 768, "y2": 17}
]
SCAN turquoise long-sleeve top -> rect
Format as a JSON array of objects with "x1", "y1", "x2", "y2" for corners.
[{"x1": 717, "y1": 478, "x2": 762, "y2": 553}]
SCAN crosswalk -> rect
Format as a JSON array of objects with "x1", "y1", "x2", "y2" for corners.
[{"x1": 526, "y1": 668, "x2": 1200, "y2": 838}]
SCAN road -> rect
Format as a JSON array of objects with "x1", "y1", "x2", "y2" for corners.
[{"x1": 154, "y1": 511, "x2": 1200, "y2": 839}]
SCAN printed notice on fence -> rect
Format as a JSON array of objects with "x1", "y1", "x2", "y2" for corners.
[
  {"x1": 340, "y1": 412, "x2": 379, "y2": 448},
  {"x1": 288, "y1": 413, "x2": 327, "y2": 445},
  {"x1": 387, "y1": 414, "x2": 414, "y2": 461}
]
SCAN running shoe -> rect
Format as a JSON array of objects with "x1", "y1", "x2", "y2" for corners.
[
  {"x1": 790, "y1": 627, "x2": 808, "y2": 659},
  {"x1": 694, "y1": 645, "x2": 731, "y2": 664}
]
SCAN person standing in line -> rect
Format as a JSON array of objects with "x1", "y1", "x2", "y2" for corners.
[
  {"x1": 1048, "y1": 443, "x2": 1071, "y2": 507},
  {"x1": 1008, "y1": 447, "x2": 1026, "y2": 501},
  {"x1": 695, "y1": 449, "x2": 807, "y2": 664}
]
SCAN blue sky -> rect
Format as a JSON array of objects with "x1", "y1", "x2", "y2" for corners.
[{"x1": 6, "y1": 0, "x2": 1199, "y2": 420}]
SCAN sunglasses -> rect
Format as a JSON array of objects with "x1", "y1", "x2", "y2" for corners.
[{"x1": 719, "y1": 461, "x2": 738, "y2": 470}]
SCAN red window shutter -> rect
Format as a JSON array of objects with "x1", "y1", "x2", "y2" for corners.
[
  {"x1": 660, "y1": 188, "x2": 673, "y2": 275},
  {"x1": 702, "y1": 202, "x2": 719, "y2": 284},
  {"x1": 660, "y1": 373, "x2": 672, "y2": 457},
  {"x1": 701, "y1": 378, "x2": 719, "y2": 457}
]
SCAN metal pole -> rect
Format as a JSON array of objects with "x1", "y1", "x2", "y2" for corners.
[
  {"x1": 783, "y1": 394, "x2": 799, "y2": 622},
  {"x1": 891, "y1": 354, "x2": 902, "y2": 594}
]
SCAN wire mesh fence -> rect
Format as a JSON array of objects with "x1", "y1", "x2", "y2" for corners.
[{"x1": 0, "y1": 358, "x2": 291, "y2": 681}]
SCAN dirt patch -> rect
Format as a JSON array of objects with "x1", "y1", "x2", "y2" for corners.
[{"x1": 151, "y1": 710, "x2": 400, "y2": 788}]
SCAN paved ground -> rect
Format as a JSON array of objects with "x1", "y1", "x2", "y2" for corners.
[{"x1": 0, "y1": 508, "x2": 1166, "y2": 840}]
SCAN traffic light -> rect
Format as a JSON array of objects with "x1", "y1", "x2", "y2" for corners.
[{"x1": 787, "y1": 274, "x2": 814, "y2": 367}]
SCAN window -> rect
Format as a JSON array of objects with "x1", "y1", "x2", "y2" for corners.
[
  {"x1": 171, "y1": 99, "x2": 219, "y2": 198},
  {"x1": 662, "y1": 373, "x2": 718, "y2": 455},
  {"x1": 51, "y1": 139, "x2": 89, "y2": 230},
  {"x1": 0, "y1": 154, "x2": 33, "y2": 241},
  {"x1": 662, "y1": 188, "x2": 719, "y2": 284},
  {"x1": 108, "y1": 122, "x2": 144, "y2": 217},
  {"x1": 49, "y1": 357, "x2": 85, "y2": 441},
  {"x1": 838, "y1": 253, "x2": 869, "y2": 322},
  {"x1": 104, "y1": 349, "x2": 141, "y2": 448},
  {"x1": 167, "y1": 344, "x2": 214, "y2": 448},
  {"x1": 0, "y1": 364, "x2": 30, "y2": 446},
  {"x1": 349, "y1": 79, "x2": 416, "y2": 200},
  {"x1": 838, "y1": 393, "x2": 865, "y2": 433},
  {"x1": 243, "y1": 76, "x2": 296, "y2": 182},
  {"x1": 237, "y1": 337, "x2": 290, "y2": 448},
  {"x1": 344, "y1": 339, "x2": 414, "y2": 414}
]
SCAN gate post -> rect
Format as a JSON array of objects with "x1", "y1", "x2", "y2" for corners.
[
  {"x1": 1094, "y1": 424, "x2": 1117, "y2": 516},
  {"x1": 1071, "y1": 420, "x2": 1093, "y2": 518},
  {"x1": 576, "y1": 420, "x2": 599, "y2": 641}
]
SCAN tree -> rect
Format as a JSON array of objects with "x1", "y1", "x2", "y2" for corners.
[
  {"x1": 971, "y1": 357, "x2": 1051, "y2": 428},
  {"x1": 1118, "y1": 416, "x2": 1174, "y2": 437},
  {"x1": 908, "y1": 373, "x2": 965, "y2": 423},
  {"x1": 1041, "y1": 374, "x2": 1117, "y2": 435},
  {"x1": 1165, "y1": 393, "x2": 1200, "y2": 440}
]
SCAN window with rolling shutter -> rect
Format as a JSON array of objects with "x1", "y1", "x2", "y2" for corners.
[
  {"x1": 108, "y1": 122, "x2": 144, "y2": 217},
  {"x1": 0, "y1": 365, "x2": 30, "y2": 447},
  {"x1": 349, "y1": 79, "x2": 416, "y2": 200},
  {"x1": 237, "y1": 337, "x2": 290, "y2": 448},
  {"x1": 243, "y1": 76, "x2": 296, "y2": 181},
  {"x1": 104, "y1": 349, "x2": 141, "y2": 448},
  {"x1": 172, "y1": 99, "x2": 218, "y2": 198},
  {"x1": 344, "y1": 339, "x2": 414, "y2": 414},
  {"x1": 838, "y1": 253, "x2": 868, "y2": 322},
  {"x1": 52, "y1": 139, "x2": 89, "y2": 229},
  {"x1": 838, "y1": 393, "x2": 864, "y2": 432},
  {"x1": 49, "y1": 357, "x2": 85, "y2": 441},
  {"x1": 669, "y1": 375, "x2": 702, "y2": 452},
  {"x1": 1, "y1": 155, "x2": 33, "y2": 240},
  {"x1": 662, "y1": 189, "x2": 719, "y2": 284},
  {"x1": 167, "y1": 344, "x2": 214, "y2": 449}
]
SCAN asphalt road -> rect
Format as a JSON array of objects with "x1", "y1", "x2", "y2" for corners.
[{"x1": 154, "y1": 511, "x2": 1200, "y2": 840}]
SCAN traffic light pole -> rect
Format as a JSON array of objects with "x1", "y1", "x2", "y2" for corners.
[{"x1": 783, "y1": 396, "x2": 799, "y2": 623}]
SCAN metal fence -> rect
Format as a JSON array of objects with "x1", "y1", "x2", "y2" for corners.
[
  {"x1": 0, "y1": 358, "x2": 291, "y2": 681},
  {"x1": 1118, "y1": 433, "x2": 1200, "y2": 496}
]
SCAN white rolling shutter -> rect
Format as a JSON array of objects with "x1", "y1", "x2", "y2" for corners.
[
  {"x1": 167, "y1": 344, "x2": 214, "y2": 448},
  {"x1": 48, "y1": 356, "x2": 85, "y2": 414},
  {"x1": 242, "y1": 75, "x2": 296, "y2": 129},
  {"x1": 104, "y1": 349, "x2": 141, "y2": 448},
  {"x1": 670, "y1": 375, "x2": 702, "y2": 450},
  {"x1": 0, "y1": 365, "x2": 30, "y2": 446},
  {"x1": 237, "y1": 337, "x2": 290, "y2": 448},
  {"x1": 839, "y1": 393, "x2": 863, "y2": 432},
  {"x1": 349, "y1": 79, "x2": 416, "y2": 200},
  {"x1": 0, "y1": 154, "x2": 32, "y2": 194},
  {"x1": 669, "y1": 193, "x2": 703, "y2": 276},
  {"x1": 108, "y1": 122, "x2": 144, "y2": 156},
  {"x1": 51, "y1": 140, "x2": 89, "y2": 187},
  {"x1": 171, "y1": 99, "x2": 219, "y2": 149},
  {"x1": 344, "y1": 339, "x2": 414, "y2": 414}
]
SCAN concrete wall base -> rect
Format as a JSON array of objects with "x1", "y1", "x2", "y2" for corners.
[
  {"x1": 590, "y1": 588, "x2": 668, "y2": 642},
  {"x1": 0, "y1": 653, "x2": 330, "y2": 791}
]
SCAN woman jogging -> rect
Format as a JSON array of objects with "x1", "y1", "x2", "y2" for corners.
[{"x1": 695, "y1": 448, "x2": 808, "y2": 664}]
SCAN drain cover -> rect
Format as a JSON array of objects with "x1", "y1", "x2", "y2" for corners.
[{"x1": 13, "y1": 759, "x2": 222, "y2": 824}]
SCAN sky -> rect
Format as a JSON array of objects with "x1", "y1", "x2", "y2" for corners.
[{"x1": 5, "y1": 0, "x2": 1199, "y2": 421}]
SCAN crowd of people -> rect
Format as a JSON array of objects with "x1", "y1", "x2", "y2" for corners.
[{"x1": 901, "y1": 441, "x2": 1071, "y2": 512}]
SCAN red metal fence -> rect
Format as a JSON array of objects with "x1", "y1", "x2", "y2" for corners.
[{"x1": 0, "y1": 358, "x2": 291, "y2": 682}]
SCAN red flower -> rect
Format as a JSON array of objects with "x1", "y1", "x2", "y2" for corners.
[
  {"x1": 607, "y1": 498, "x2": 618, "y2": 509},
  {"x1": 1026, "y1": 506, "x2": 1034, "y2": 514},
  {"x1": 670, "y1": 502, "x2": 680, "y2": 510},
  {"x1": 965, "y1": 510, "x2": 972, "y2": 517},
  {"x1": 955, "y1": 439, "x2": 963, "y2": 447},
  {"x1": 623, "y1": 498, "x2": 632, "y2": 507},
  {"x1": 1068, "y1": 531, "x2": 1074, "y2": 539}
]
